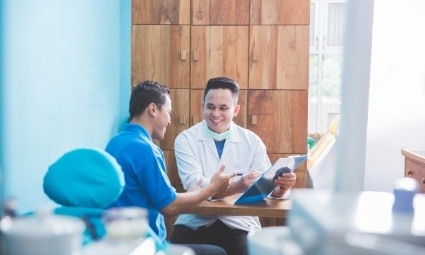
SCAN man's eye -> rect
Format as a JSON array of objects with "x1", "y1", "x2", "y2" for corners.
[
  {"x1": 207, "y1": 106, "x2": 214, "y2": 110},
  {"x1": 220, "y1": 107, "x2": 229, "y2": 111}
]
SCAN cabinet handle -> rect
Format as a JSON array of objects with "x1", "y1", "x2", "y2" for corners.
[
  {"x1": 180, "y1": 50, "x2": 187, "y2": 61},
  {"x1": 193, "y1": 51, "x2": 199, "y2": 61},
  {"x1": 193, "y1": 116, "x2": 200, "y2": 124},
  {"x1": 407, "y1": 170, "x2": 413, "y2": 175},
  {"x1": 251, "y1": 115, "x2": 258, "y2": 125},
  {"x1": 179, "y1": 115, "x2": 186, "y2": 125}
]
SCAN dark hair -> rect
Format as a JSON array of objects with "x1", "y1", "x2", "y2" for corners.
[
  {"x1": 204, "y1": 77, "x2": 240, "y2": 103},
  {"x1": 129, "y1": 80, "x2": 170, "y2": 120}
]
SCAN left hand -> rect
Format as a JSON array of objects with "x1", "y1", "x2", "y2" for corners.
[{"x1": 274, "y1": 172, "x2": 297, "y2": 191}]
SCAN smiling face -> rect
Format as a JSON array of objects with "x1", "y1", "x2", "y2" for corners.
[
  {"x1": 202, "y1": 88, "x2": 240, "y2": 134},
  {"x1": 151, "y1": 95, "x2": 172, "y2": 141}
]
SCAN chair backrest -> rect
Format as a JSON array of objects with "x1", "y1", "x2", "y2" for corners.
[
  {"x1": 43, "y1": 147, "x2": 124, "y2": 243},
  {"x1": 307, "y1": 114, "x2": 341, "y2": 187}
]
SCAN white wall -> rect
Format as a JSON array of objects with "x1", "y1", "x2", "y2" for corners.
[
  {"x1": 365, "y1": 0, "x2": 425, "y2": 191},
  {"x1": 1, "y1": 0, "x2": 131, "y2": 213}
]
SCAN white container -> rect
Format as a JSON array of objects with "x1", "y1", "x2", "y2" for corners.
[{"x1": 1, "y1": 210, "x2": 84, "y2": 255}]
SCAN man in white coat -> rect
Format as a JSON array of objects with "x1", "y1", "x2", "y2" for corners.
[{"x1": 169, "y1": 77, "x2": 297, "y2": 255}]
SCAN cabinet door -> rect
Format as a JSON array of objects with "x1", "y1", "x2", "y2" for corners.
[
  {"x1": 192, "y1": 0, "x2": 249, "y2": 25},
  {"x1": 191, "y1": 26, "x2": 249, "y2": 89},
  {"x1": 132, "y1": 25, "x2": 190, "y2": 88},
  {"x1": 161, "y1": 89, "x2": 190, "y2": 150},
  {"x1": 251, "y1": 0, "x2": 310, "y2": 25},
  {"x1": 189, "y1": 89, "x2": 248, "y2": 128},
  {"x1": 248, "y1": 90, "x2": 308, "y2": 154},
  {"x1": 249, "y1": 25, "x2": 309, "y2": 90},
  {"x1": 132, "y1": 0, "x2": 190, "y2": 24}
]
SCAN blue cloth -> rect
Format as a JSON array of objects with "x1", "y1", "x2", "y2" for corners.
[
  {"x1": 214, "y1": 140, "x2": 226, "y2": 158},
  {"x1": 43, "y1": 148, "x2": 125, "y2": 244},
  {"x1": 43, "y1": 148, "x2": 124, "y2": 208},
  {"x1": 105, "y1": 123, "x2": 177, "y2": 242}
]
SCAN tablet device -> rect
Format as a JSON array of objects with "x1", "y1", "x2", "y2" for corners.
[{"x1": 234, "y1": 154, "x2": 307, "y2": 205}]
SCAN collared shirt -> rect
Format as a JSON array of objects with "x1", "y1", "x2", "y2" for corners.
[
  {"x1": 106, "y1": 123, "x2": 177, "y2": 242},
  {"x1": 173, "y1": 120, "x2": 272, "y2": 233}
]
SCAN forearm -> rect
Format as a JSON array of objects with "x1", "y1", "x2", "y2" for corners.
[{"x1": 161, "y1": 186, "x2": 217, "y2": 216}]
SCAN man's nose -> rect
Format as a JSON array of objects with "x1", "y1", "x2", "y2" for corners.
[{"x1": 212, "y1": 109, "x2": 220, "y2": 116}]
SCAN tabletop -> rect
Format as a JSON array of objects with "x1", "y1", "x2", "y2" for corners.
[{"x1": 182, "y1": 193, "x2": 292, "y2": 218}]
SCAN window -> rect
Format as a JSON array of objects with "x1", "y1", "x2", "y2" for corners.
[{"x1": 309, "y1": 0, "x2": 347, "y2": 135}]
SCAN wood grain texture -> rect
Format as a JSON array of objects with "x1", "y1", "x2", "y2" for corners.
[
  {"x1": 182, "y1": 193, "x2": 291, "y2": 218},
  {"x1": 248, "y1": 90, "x2": 308, "y2": 154},
  {"x1": 131, "y1": 25, "x2": 190, "y2": 88},
  {"x1": 161, "y1": 89, "x2": 190, "y2": 150},
  {"x1": 132, "y1": 0, "x2": 190, "y2": 24},
  {"x1": 249, "y1": 25, "x2": 309, "y2": 89},
  {"x1": 251, "y1": 0, "x2": 310, "y2": 25},
  {"x1": 191, "y1": 26, "x2": 249, "y2": 89},
  {"x1": 192, "y1": 0, "x2": 250, "y2": 25}
]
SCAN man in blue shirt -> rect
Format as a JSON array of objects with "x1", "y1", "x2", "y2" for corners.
[{"x1": 106, "y1": 80, "x2": 235, "y2": 252}]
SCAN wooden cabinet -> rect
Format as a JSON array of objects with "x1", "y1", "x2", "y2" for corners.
[
  {"x1": 131, "y1": 25, "x2": 190, "y2": 88},
  {"x1": 249, "y1": 25, "x2": 310, "y2": 89},
  {"x1": 248, "y1": 90, "x2": 308, "y2": 154},
  {"x1": 191, "y1": 26, "x2": 249, "y2": 88},
  {"x1": 401, "y1": 149, "x2": 425, "y2": 193},
  {"x1": 192, "y1": 0, "x2": 250, "y2": 25},
  {"x1": 132, "y1": 0, "x2": 190, "y2": 24}
]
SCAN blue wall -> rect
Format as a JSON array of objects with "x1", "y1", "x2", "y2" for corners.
[{"x1": 1, "y1": 0, "x2": 131, "y2": 213}]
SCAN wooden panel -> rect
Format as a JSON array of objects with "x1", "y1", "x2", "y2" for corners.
[
  {"x1": 164, "y1": 150, "x2": 185, "y2": 192},
  {"x1": 251, "y1": 0, "x2": 310, "y2": 25},
  {"x1": 192, "y1": 0, "x2": 250, "y2": 25},
  {"x1": 132, "y1": 0, "x2": 190, "y2": 24},
  {"x1": 163, "y1": 149, "x2": 184, "y2": 241},
  {"x1": 249, "y1": 25, "x2": 309, "y2": 90},
  {"x1": 132, "y1": 25, "x2": 190, "y2": 88},
  {"x1": 191, "y1": 26, "x2": 249, "y2": 89},
  {"x1": 160, "y1": 89, "x2": 190, "y2": 150},
  {"x1": 189, "y1": 89, "x2": 248, "y2": 128},
  {"x1": 248, "y1": 90, "x2": 308, "y2": 154}
]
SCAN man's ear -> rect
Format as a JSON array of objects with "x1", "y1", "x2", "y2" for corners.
[
  {"x1": 233, "y1": 104, "x2": 241, "y2": 117},
  {"x1": 147, "y1": 103, "x2": 157, "y2": 117}
]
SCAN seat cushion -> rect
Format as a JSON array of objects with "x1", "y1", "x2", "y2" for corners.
[{"x1": 43, "y1": 147, "x2": 124, "y2": 208}]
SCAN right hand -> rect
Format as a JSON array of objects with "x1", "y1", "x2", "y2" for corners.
[
  {"x1": 234, "y1": 170, "x2": 262, "y2": 193},
  {"x1": 208, "y1": 165, "x2": 236, "y2": 193}
]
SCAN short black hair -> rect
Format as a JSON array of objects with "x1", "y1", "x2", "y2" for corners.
[
  {"x1": 129, "y1": 80, "x2": 170, "y2": 120},
  {"x1": 204, "y1": 77, "x2": 239, "y2": 103}
]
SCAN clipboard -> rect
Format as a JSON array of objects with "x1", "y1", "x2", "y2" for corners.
[{"x1": 234, "y1": 155, "x2": 307, "y2": 205}]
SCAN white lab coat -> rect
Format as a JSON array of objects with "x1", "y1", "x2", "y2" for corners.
[{"x1": 173, "y1": 120, "x2": 272, "y2": 233}]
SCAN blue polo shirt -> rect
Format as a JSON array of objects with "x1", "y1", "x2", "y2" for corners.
[{"x1": 105, "y1": 123, "x2": 177, "y2": 242}]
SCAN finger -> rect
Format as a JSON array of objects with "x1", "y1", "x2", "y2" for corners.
[{"x1": 217, "y1": 164, "x2": 226, "y2": 174}]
